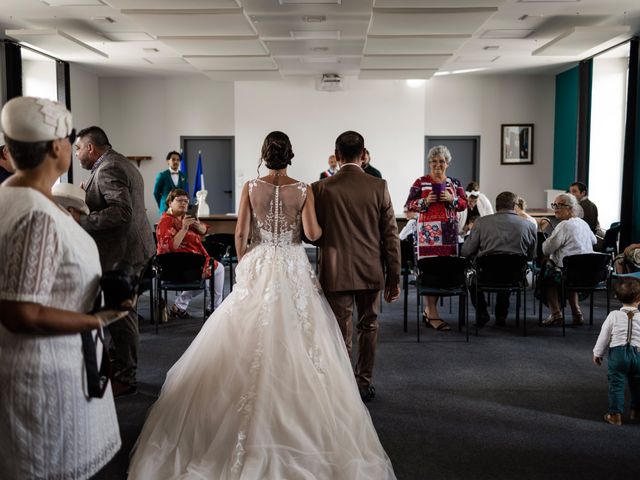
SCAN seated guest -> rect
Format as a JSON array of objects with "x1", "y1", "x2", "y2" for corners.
[
  {"x1": 361, "y1": 148, "x2": 382, "y2": 178},
  {"x1": 399, "y1": 206, "x2": 417, "y2": 241},
  {"x1": 614, "y1": 243, "x2": 640, "y2": 274},
  {"x1": 569, "y1": 181, "x2": 600, "y2": 234},
  {"x1": 153, "y1": 150, "x2": 188, "y2": 215},
  {"x1": 541, "y1": 193, "x2": 597, "y2": 326},
  {"x1": 461, "y1": 191, "x2": 537, "y2": 326},
  {"x1": 319, "y1": 154, "x2": 339, "y2": 179},
  {"x1": 458, "y1": 182, "x2": 493, "y2": 237},
  {"x1": 0, "y1": 96, "x2": 124, "y2": 479},
  {"x1": 156, "y1": 189, "x2": 224, "y2": 316},
  {"x1": 515, "y1": 196, "x2": 538, "y2": 227}
]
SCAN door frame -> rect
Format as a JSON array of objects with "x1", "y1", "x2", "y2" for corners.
[
  {"x1": 180, "y1": 135, "x2": 236, "y2": 210},
  {"x1": 424, "y1": 135, "x2": 480, "y2": 180}
]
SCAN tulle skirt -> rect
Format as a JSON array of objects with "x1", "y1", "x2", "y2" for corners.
[{"x1": 128, "y1": 244, "x2": 396, "y2": 479}]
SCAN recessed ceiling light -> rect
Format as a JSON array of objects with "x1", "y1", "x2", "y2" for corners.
[
  {"x1": 90, "y1": 17, "x2": 115, "y2": 23},
  {"x1": 103, "y1": 32, "x2": 155, "y2": 42},
  {"x1": 279, "y1": 0, "x2": 341, "y2": 4},
  {"x1": 291, "y1": 31, "x2": 340, "y2": 40},
  {"x1": 303, "y1": 16, "x2": 326, "y2": 23},
  {"x1": 300, "y1": 56, "x2": 339, "y2": 63}
]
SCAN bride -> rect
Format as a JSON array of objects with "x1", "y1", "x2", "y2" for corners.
[{"x1": 128, "y1": 131, "x2": 396, "y2": 479}]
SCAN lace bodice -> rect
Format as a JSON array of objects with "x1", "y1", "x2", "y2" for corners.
[{"x1": 248, "y1": 179, "x2": 307, "y2": 247}]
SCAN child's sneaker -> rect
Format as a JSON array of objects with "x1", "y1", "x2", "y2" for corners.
[{"x1": 604, "y1": 413, "x2": 622, "y2": 425}]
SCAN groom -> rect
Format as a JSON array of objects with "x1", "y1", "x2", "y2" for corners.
[{"x1": 312, "y1": 131, "x2": 400, "y2": 403}]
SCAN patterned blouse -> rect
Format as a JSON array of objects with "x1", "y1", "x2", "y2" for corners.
[
  {"x1": 404, "y1": 174, "x2": 467, "y2": 258},
  {"x1": 156, "y1": 212, "x2": 216, "y2": 277}
]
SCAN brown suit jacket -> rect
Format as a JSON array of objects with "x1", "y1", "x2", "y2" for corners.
[
  {"x1": 80, "y1": 149, "x2": 155, "y2": 271},
  {"x1": 312, "y1": 164, "x2": 400, "y2": 293}
]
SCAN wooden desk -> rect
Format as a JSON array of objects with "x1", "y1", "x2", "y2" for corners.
[
  {"x1": 201, "y1": 215, "x2": 409, "y2": 236},
  {"x1": 200, "y1": 215, "x2": 238, "y2": 234}
]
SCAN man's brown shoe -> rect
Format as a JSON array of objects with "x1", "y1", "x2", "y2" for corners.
[{"x1": 604, "y1": 413, "x2": 622, "y2": 425}]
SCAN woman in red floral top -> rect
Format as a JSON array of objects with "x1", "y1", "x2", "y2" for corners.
[
  {"x1": 405, "y1": 145, "x2": 467, "y2": 331},
  {"x1": 156, "y1": 189, "x2": 224, "y2": 317}
]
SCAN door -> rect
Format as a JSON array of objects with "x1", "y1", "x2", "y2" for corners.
[
  {"x1": 425, "y1": 136, "x2": 480, "y2": 188},
  {"x1": 181, "y1": 136, "x2": 234, "y2": 214}
]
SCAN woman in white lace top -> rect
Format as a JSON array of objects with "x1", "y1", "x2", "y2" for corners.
[
  {"x1": 541, "y1": 193, "x2": 597, "y2": 326},
  {"x1": 0, "y1": 97, "x2": 125, "y2": 479}
]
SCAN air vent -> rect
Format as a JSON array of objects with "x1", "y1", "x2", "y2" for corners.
[{"x1": 317, "y1": 73, "x2": 343, "y2": 92}]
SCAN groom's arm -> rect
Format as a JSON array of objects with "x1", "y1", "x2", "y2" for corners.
[{"x1": 303, "y1": 181, "x2": 323, "y2": 246}]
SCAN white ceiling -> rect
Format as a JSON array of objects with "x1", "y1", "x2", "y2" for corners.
[{"x1": 1, "y1": 0, "x2": 638, "y2": 80}]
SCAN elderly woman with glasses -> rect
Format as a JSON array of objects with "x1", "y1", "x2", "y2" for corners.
[
  {"x1": 404, "y1": 145, "x2": 467, "y2": 331},
  {"x1": 156, "y1": 188, "x2": 224, "y2": 318},
  {"x1": 541, "y1": 193, "x2": 597, "y2": 326}
]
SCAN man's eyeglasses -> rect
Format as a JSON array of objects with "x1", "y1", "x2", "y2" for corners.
[
  {"x1": 67, "y1": 128, "x2": 76, "y2": 145},
  {"x1": 550, "y1": 202, "x2": 569, "y2": 210}
]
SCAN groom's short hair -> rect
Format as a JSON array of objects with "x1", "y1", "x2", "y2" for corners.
[{"x1": 335, "y1": 131, "x2": 364, "y2": 163}]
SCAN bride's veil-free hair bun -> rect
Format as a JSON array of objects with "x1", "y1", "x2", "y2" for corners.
[{"x1": 260, "y1": 131, "x2": 294, "y2": 170}]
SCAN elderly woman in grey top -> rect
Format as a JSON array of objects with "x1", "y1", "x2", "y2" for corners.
[{"x1": 541, "y1": 193, "x2": 597, "y2": 326}]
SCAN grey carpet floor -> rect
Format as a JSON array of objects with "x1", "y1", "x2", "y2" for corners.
[{"x1": 93, "y1": 280, "x2": 640, "y2": 480}]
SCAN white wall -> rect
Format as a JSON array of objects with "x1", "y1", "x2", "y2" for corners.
[
  {"x1": 425, "y1": 74, "x2": 555, "y2": 209},
  {"x1": 235, "y1": 77, "x2": 425, "y2": 212},
  {"x1": 69, "y1": 64, "x2": 101, "y2": 187},
  {"x1": 98, "y1": 75, "x2": 234, "y2": 223},
  {"x1": 21, "y1": 58, "x2": 57, "y2": 101}
]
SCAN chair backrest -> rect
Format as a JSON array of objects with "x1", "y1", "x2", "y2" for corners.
[
  {"x1": 417, "y1": 256, "x2": 469, "y2": 289},
  {"x1": 535, "y1": 231, "x2": 548, "y2": 268},
  {"x1": 207, "y1": 233, "x2": 237, "y2": 257},
  {"x1": 156, "y1": 252, "x2": 206, "y2": 283},
  {"x1": 137, "y1": 254, "x2": 156, "y2": 294},
  {"x1": 475, "y1": 253, "x2": 528, "y2": 286},
  {"x1": 400, "y1": 237, "x2": 415, "y2": 271},
  {"x1": 562, "y1": 253, "x2": 611, "y2": 287},
  {"x1": 203, "y1": 236, "x2": 229, "y2": 262},
  {"x1": 603, "y1": 222, "x2": 621, "y2": 254}
]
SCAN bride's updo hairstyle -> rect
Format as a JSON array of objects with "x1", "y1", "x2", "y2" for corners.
[{"x1": 260, "y1": 131, "x2": 294, "y2": 170}]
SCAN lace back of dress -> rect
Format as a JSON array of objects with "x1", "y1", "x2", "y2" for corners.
[{"x1": 248, "y1": 180, "x2": 307, "y2": 247}]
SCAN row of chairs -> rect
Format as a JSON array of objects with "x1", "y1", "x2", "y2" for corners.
[{"x1": 401, "y1": 238, "x2": 613, "y2": 342}]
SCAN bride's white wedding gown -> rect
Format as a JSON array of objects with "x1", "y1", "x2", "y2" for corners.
[{"x1": 128, "y1": 179, "x2": 396, "y2": 479}]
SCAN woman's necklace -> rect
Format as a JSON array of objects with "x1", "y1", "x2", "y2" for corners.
[{"x1": 267, "y1": 171, "x2": 286, "y2": 177}]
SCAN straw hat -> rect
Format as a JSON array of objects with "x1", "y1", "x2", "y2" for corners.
[{"x1": 52, "y1": 183, "x2": 89, "y2": 215}]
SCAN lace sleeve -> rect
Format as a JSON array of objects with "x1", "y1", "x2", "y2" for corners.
[{"x1": 0, "y1": 211, "x2": 62, "y2": 304}]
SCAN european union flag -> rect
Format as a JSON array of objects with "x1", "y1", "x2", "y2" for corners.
[
  {"x1": 179, "y1": 150, "x2": 189, "y2": 195},
  {"x1": 193, "y1": 151, "x2": 204, "y2": 200}
]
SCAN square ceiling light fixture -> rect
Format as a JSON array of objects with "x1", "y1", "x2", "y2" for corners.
[
  {"x1": 5, "y1": 29, "x2": 108, "y2": 59},
  {"x1": 279, "y1": 0, "x2": 341, "y2": 4}
]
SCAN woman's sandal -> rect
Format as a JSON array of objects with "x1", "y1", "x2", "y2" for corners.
[
  {"x1": 423, "y1": 312, "x2": 451, "y2": 331},
  {"x1": 542, "y1": 312, "x2": 563, "y2": 326}
]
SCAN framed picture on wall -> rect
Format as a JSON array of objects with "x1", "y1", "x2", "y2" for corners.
[{"x1": 501, "y1": 124, "x2": 534, "y2": 165}]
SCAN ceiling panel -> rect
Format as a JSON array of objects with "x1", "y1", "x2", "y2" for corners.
[
  {"x1": 203, "y1": 70, "x2": 283, "y2": 81},
  {"x1": 276, "y1": 56, "x2": 361, "y2": 74},
  {"x1": 266, "y1": 39, "x2": 364, "y2": 56},
  {"x1": 107, "y1": 0, "x2": 240, "y2": 8},
  {"x1": 120, "y1": 9, "x2": 256, "y2": 36},
  {"x1": 373, "y1": 1, "x2": 503, "y2": 6},
  {"x1": 358, "y1": 68, "x2": 436, "y2": 79},
  {"x1": 361, "y1": 54, "x2": 450, "y2": 69},
  {"x1": 5, "y1": 28, "x2": 108, "y2": 60},
  {"x1": 532, "y1": 25, "x2": 630, "y2": 56},
  {"x1": 159, "y1": 36, "x2": 267, "y2": 55},
  {"x1": 184, "y1": 55, "x2": 277, "y2": 70},
  {"x1": 364, "y1": 35, "x2": 470, "y2": 54},
  {"x1": 369, "y1": 7, "x2": 499, "y2": 35}
]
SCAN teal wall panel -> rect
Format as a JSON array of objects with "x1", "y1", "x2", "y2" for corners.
[{"x1": 553, "y1": 66, "x2": 579, "y2": 189}]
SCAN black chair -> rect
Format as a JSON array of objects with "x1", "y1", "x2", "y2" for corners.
[
  {"x1": 401, "y1": 237, "x2": 416, "y2": 333},
  {"x1": 471, "y1": 254, "x2": 529, "y2": 336},
  {"x1": 155, "y1": 252, "x2": 207, "y2": 327},
  {"x1": 602, "y1": 222, "x2": 621, "y2": 256},
  {"x1": 560, "y1": 253, "x2": 612, "y2": 335},
  {"x1": 529, "y1": 231, "x2": 548, "y2": 316},
  {"x1": 415, "y1": 256, "x2": 469, "y2": 343},
  {"x1": 204, "y1": 233, "x2": 237, "y2": 292},
  {"x1": 136, "y1": 254, "x2": 156, "y2": 329}
]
